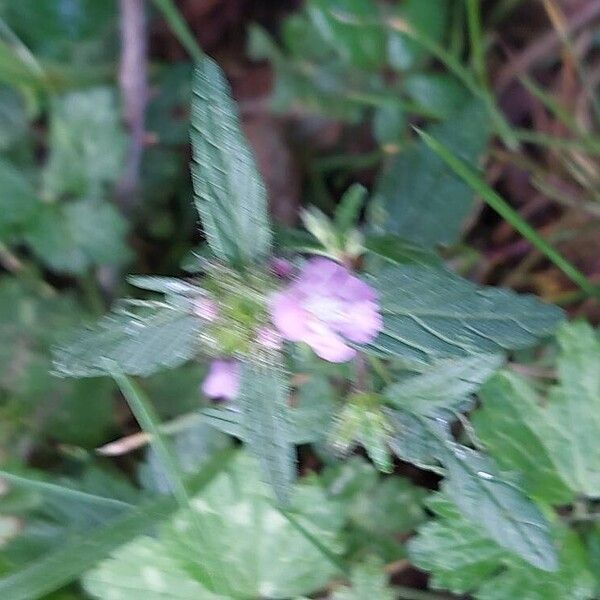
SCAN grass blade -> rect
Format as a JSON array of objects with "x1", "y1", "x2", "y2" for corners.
[
  {"x1": 0, "y1": 471, "x2": 134, "y2": 511},
  {"x1": 112, "y1": 372, "x2": 232, "y2": 594},
  {"x1": 417, "y1": 128, "x2": 600, "y2": 300},
  {"x1": 150, "y1": 0, "x2": 203, "y2": 62},
  {"x1": 0, "y1": 448, "x2": 234, "y2": 600}
]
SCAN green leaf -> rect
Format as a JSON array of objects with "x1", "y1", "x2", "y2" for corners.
[
  {"x1": 238, "y1": 357, "x2": 296, "y2": 504},
  {"x1": 409, "y1": 494, "x2": 595, "y2": 599},
  {"x1": 409, "y1": 494, "x2": 506, "y2": 594},
  {"x1": 387, "y1": 411, "x2": 557, "y2": 570},
  {"x1": 371, "y1": 100, "x2": 490, "y2": 247},
  {"x1": 330, "y1": 393, "x2": 393, "y2": 473},
  {"x1": 439, "y1": 441, "x2": 558, "y2": 571},
  {"x1": 0, "y1": 86, "x2": 27, "y2": 150},
  {"x1": 541, "y1": 321, "x2": 600, "y2": 497},
  {"x1": 0, "y1": 449, "x2": 234, "y2": 600},
  {"x1": 191, "y1": 57, "x2": 271, "y2": 266},
  {"x1": 385, "y1": 353, "x2": 503, "y2": 416},
  {"x1": 307, "y1": 0, "x2": 387, "y2": 70},
  {"x1": 25, "y1": 199, "x2": 131, "y2": 274},
  {"x1": 2, "y1": 0, "x2": 116, "y2": 63},
  {"x1": 372, "y1": 101, "x2": 405, "y2": 146},
  {"x1": 364, "y1": 234, "x2": 443, "y2": 268},
  {"x1": 404, "y1": 73, "x2": 470, "y2": 118},
  {"x1": 84, "y1": 452, "x2": 344, "y2": 599},
  {"x1": 386, "y1": 0, "x2": 451, "y2": 70},
  {"x1": 332, "y1": 558, "x2": 395, "y2": 600},
  {"x1": 472, "y1": 372, "x2": 573, "y2": 504},
  {"x1": 367, "y1": 265, "x2": 563, "y2": 363},
  {"x1": 334, "y1": 183, "x2": 366, "y2": 234},
  {"x1": 54, "y1": 305, "x2": 203, "y2": 378},
  {"x1": 43, "y1": 88, "x2": 125, "y2": 199},
  {"x1": 0, "y1": 158, "x2": 38, "y2": 237},
  {"x1": 322, "y1": 457, "x2": 425, "y2": 562}
]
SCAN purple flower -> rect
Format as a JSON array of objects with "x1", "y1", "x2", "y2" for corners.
[
  {"x1": 193, "y1": 297, "x2": 218, "y2": 322},
  {"x1": 255, "y1": 325, "x2": 283, "y2": 351},
  {"x1": 270, "y1": 258, "x2": 382, "y2": 363},
  {"x1": 202, "y1": 359, "x2": 240, "y2": 400}
]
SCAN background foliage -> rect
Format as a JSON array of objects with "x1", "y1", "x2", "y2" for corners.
[{"x1": 0, "y1": 1, "x2": 598, "y2": 599}]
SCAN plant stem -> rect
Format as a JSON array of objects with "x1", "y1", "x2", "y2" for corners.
[{"x1": 150, "y1": 0, "x2": 203, "y2": 62}]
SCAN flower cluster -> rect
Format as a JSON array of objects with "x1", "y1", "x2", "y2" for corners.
[{"x1": 201, "y1": 258, "x2": 382, "y2": 399}]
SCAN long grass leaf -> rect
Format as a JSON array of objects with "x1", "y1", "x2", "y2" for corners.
[
  {"x1": 417, "y1": 128, "x2": 600, "y2": 300},
  {"x1": 0, "y1": 448, "x2": 234, "y2": 600}
]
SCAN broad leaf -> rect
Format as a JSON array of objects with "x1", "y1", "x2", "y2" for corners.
[
  {"x1": 25, "y1": 199, "x2": 131, "y2": 274},
  {"x1": 387, "y1": 411, "x2": 557, "y2": 570},
  {"x1": 43, "y1": 88, "x2": 125, "y2": 199},
  {"x1": 364, "y1": 234, "x2": 442, "y2": 268},
  {"x1": 371, "y1": 100, "x2": 490, "y2": 246},
  {"x1": 307, "y1": 0, "x2": 387, "y2": 70},
  {"x1": 472, "y1": 372, "x2": 573, "y2": 504},
  {"x1": 542, "y1": 321, "x2": 600, "y2": 497},
  {"x1": 238, "y1": 357, "x2": 296, "y2": 504},
  {"x1": 367, "y1": 265, "x2": 563, "y2": 363},
  {"x1": 54, "y1": 305, "x2": 203, "y2": 378},
  {"x1": 84, "y1": 452, "x2": 344, "y2": 599},
  {"x1": 191, "y1": 57, "x2": 271, "y2": 265},
  {"x1": 386, "y1": 0, "x2": 450, "y2": 70},
  {"x1": 439, "y1": 441, "x2": 557, "y2": 571},
  {"x1": 321, "y1": 457, "x2": 425, "y2": 562},
  {"x1": 385, "y1": 353, "x2": 503, "y2": 416},
  {"x1": 0, "y1": 158, "x2": 38, "y2": 237},
  {"x1": 409, "y1": 494, "x2": 594, "y2": 599}
]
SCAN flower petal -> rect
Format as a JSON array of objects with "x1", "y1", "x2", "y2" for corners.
[
  {"x1": 270, "y1": 291, "x2": 310, "y2": 341},
  {"x1": 304, "y1": 320, "x2": 356, "y2": 363},
  {"x1": 336, "y1": 300, "x2": 383, "y2": 343},
  {"x1": 202, "y1": 359, "x2": 240, "y2": 400}
]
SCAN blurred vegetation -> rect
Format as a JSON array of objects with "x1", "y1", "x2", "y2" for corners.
[{"x1": 0, "y1": 0, "x2": 598, "y2": 598}]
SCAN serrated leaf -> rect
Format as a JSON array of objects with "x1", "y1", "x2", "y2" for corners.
[
  {"x1": 238, "y1": 357, "x2": 296, "y2": 504},
  {"x1": 385, "y1": 353, "x2": 503, "y2": 416},
  {"x1": 439, "y1": 441, "x2": 558, "y2": 571},
  {"x1": 387, "y1": 410, "x2": 557, "y2": 570},
  {"x1": 25, "y1": 199, "x2": 131, "y2": 274},
  {"x1": 43, "y1": 88, "x2": 125, "y2": 199},
  {"x1": 409, "y1": 494, "x2": 594, "y2": 599},
  {"x1": 191, "y1": 57, "x2": 271, "y2": 266},
  {"x1": 334, "y1": 184, "x2": 366, "y2": 234},
  {"x1": 84, "y1": 452, "x2": 344, "y2": 599},
  {"x1": 542, "y1": 321, "x2": 600, "y2": 497},
  {"x1": 54, "y1": 306, "x2": 203, "y2": 378},
  {"x1": 472, "y1": 372, "x2": 573, "y2": 504},
  {"x1": 409, "y1": 495, "x2": 506, "y2": 594},
  {"x1": 330, "y1": 393, "x2": 393, "y2": 472},
  {"x1": 371, "y1": 100, "x2": 490, "y2": 246},
  {"x1": 367, "y1": 265, "x2": 563, "y2": 363}
]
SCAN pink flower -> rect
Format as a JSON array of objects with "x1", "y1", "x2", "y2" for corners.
[
  {"x1": 202, "y1": 359, "x2": 240, "y2": 400},
  {"x1": 255, "y1": 326, "x2": 283, "y2": 350},
  {"x1": 270, "y1": 258, "x2": 382, "y2": 363},
  {"x1": 193, "y1": 297, "x2": 218, "y2": 322}
]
